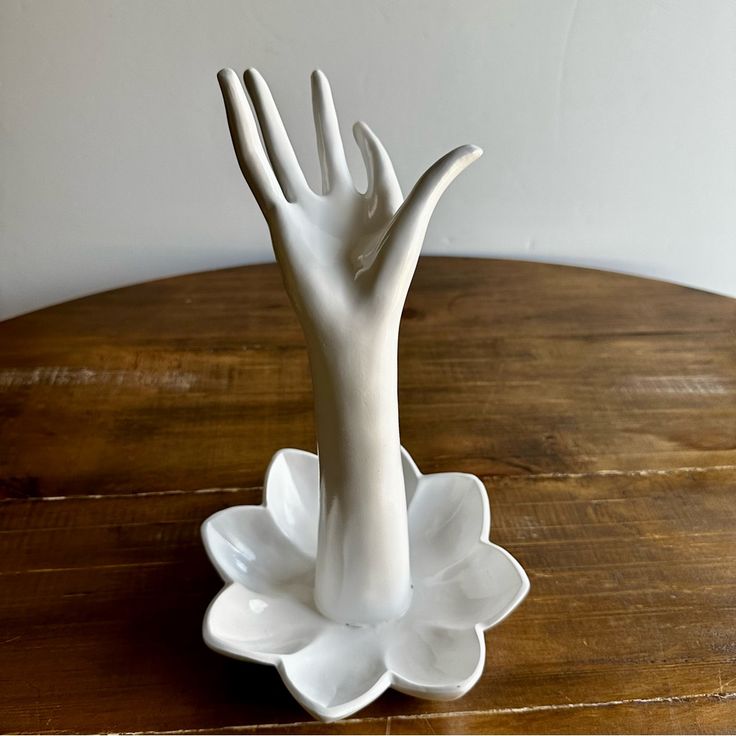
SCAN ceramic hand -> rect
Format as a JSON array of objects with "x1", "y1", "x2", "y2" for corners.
[
  {"x1": 217, "y1": 68, "x2": 481, "y2": 339},
  {"x1": 217, "y1": 67, "x2": 482, "y2": 624}
]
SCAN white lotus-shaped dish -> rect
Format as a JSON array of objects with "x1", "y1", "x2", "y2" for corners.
[{"x1": 202, "y1": 447, "x2": 529, "y2": 721}]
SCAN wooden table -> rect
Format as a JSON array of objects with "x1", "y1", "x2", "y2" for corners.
[{"x1": 1, "y1": 257, "x2": 734, "y2": 734}]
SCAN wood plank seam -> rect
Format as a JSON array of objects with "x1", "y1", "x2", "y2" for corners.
[
  {"x1": 104, "y1": 692, "x2": 736, "y2": 735},
  {"x1": 1, "y1": 463, "x2": 735, "y2": 506},
  {"x1": 0, "y1": 486, "x2": 259, "y2": 504}
]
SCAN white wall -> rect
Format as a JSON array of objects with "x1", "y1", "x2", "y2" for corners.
[{"x1": 1, "y1": 0, "x2": 735, "y2": 320}]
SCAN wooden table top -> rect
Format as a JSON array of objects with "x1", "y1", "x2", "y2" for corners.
[{"x1": 1, "y1": 257, "x2": 734, "y2": 734}]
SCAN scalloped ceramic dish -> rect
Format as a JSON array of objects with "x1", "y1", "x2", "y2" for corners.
[{"x1": 201, "y1": 447, "x2": 529, "y2": 721}]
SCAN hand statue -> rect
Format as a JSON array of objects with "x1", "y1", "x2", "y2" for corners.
[{"x1": 218, "y1": 68, "x2": 481, "y2": 625}]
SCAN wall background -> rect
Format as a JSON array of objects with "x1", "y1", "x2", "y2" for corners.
[{"x1": 1, "y1": 0, "x2": 735, "y2": 321}]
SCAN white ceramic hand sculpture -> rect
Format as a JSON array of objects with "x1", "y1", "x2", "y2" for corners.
[{"x1": 217, "y1": 68, "x2": 482, "y2": 625}]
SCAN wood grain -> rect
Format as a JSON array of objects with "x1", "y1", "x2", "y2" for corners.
[
  {"x1": 0, "y1": 469, "x2": 734, "y2": 733},
  {"x1": 0, "y1": 257, "x2": 734, "y2": 733},
  {"x1": 1, "y1": 259, "x2": 734, "y2": 498}
]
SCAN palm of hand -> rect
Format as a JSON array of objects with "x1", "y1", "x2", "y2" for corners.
[
  {"x1": 272, "y1": 183, "x2": 396, "y2": 296},
  {"x1": 218, "y1": 68, "x2": 481, "y2": 336}
]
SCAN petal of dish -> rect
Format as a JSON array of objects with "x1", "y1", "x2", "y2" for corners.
[
  {"x1": 411, "y1": 541, "x2": 530, "y2": 629},
  {"x1": 400, "y1": 445, "x2": 422, "y2": 505},
  {"x1": 264, "y1": 448, "x2": 319, "y2": 558},
  {"x1": 204, "y1": 582, "x2": 324, "y2": 665},
  {"x1": 202, "y1": 505, "x2": 313, "y2": 599},
  {"x1": 408, "y1": 471, "x2": 490, "y2": 578},
  {"x1": 280, "y1": 626, "x2": 390, "y2": 721},
  {"x1": 385, "y1": 622, "x2": 484, "y2": 699}
]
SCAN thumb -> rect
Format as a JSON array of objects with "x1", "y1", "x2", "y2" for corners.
[
  {"x1": 370, "y1": 144, "x2": 482, "y2": 293},
  {"x1": 398, "y1": 144, "x2": 482, "y2": 235}
]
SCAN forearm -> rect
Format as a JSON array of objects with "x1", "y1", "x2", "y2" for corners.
[{"x1": 306, "y1": 332, "x2": 412, "y2": 624}]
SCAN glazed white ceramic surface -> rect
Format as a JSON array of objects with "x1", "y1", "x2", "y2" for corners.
[
  {"x1": 217, "y1": 68, "x2": 482, "y2": 624},
  {"x1": 209, "y1": 69, "x2": 529, "y2": 719},
  {"x1": 202, "y1": 446, "x2": 530, "y2": 722}
]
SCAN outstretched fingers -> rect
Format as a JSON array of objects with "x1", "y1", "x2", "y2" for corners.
[
  {"x1": 311, "y1": 70, "x2": 351, "y2": 194},
  {"x1": 217, "y1": 68, "x2": 284, "y2": 214},
  {"x1": 371, "y1": 144, "x2": 482, "y2": 294},
  {"x1": 243, "y1": 69, "x2": 309, "y2": 202},
  {"x1": 353, "y1": 122, "x2": 402, "y2": 215}
]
